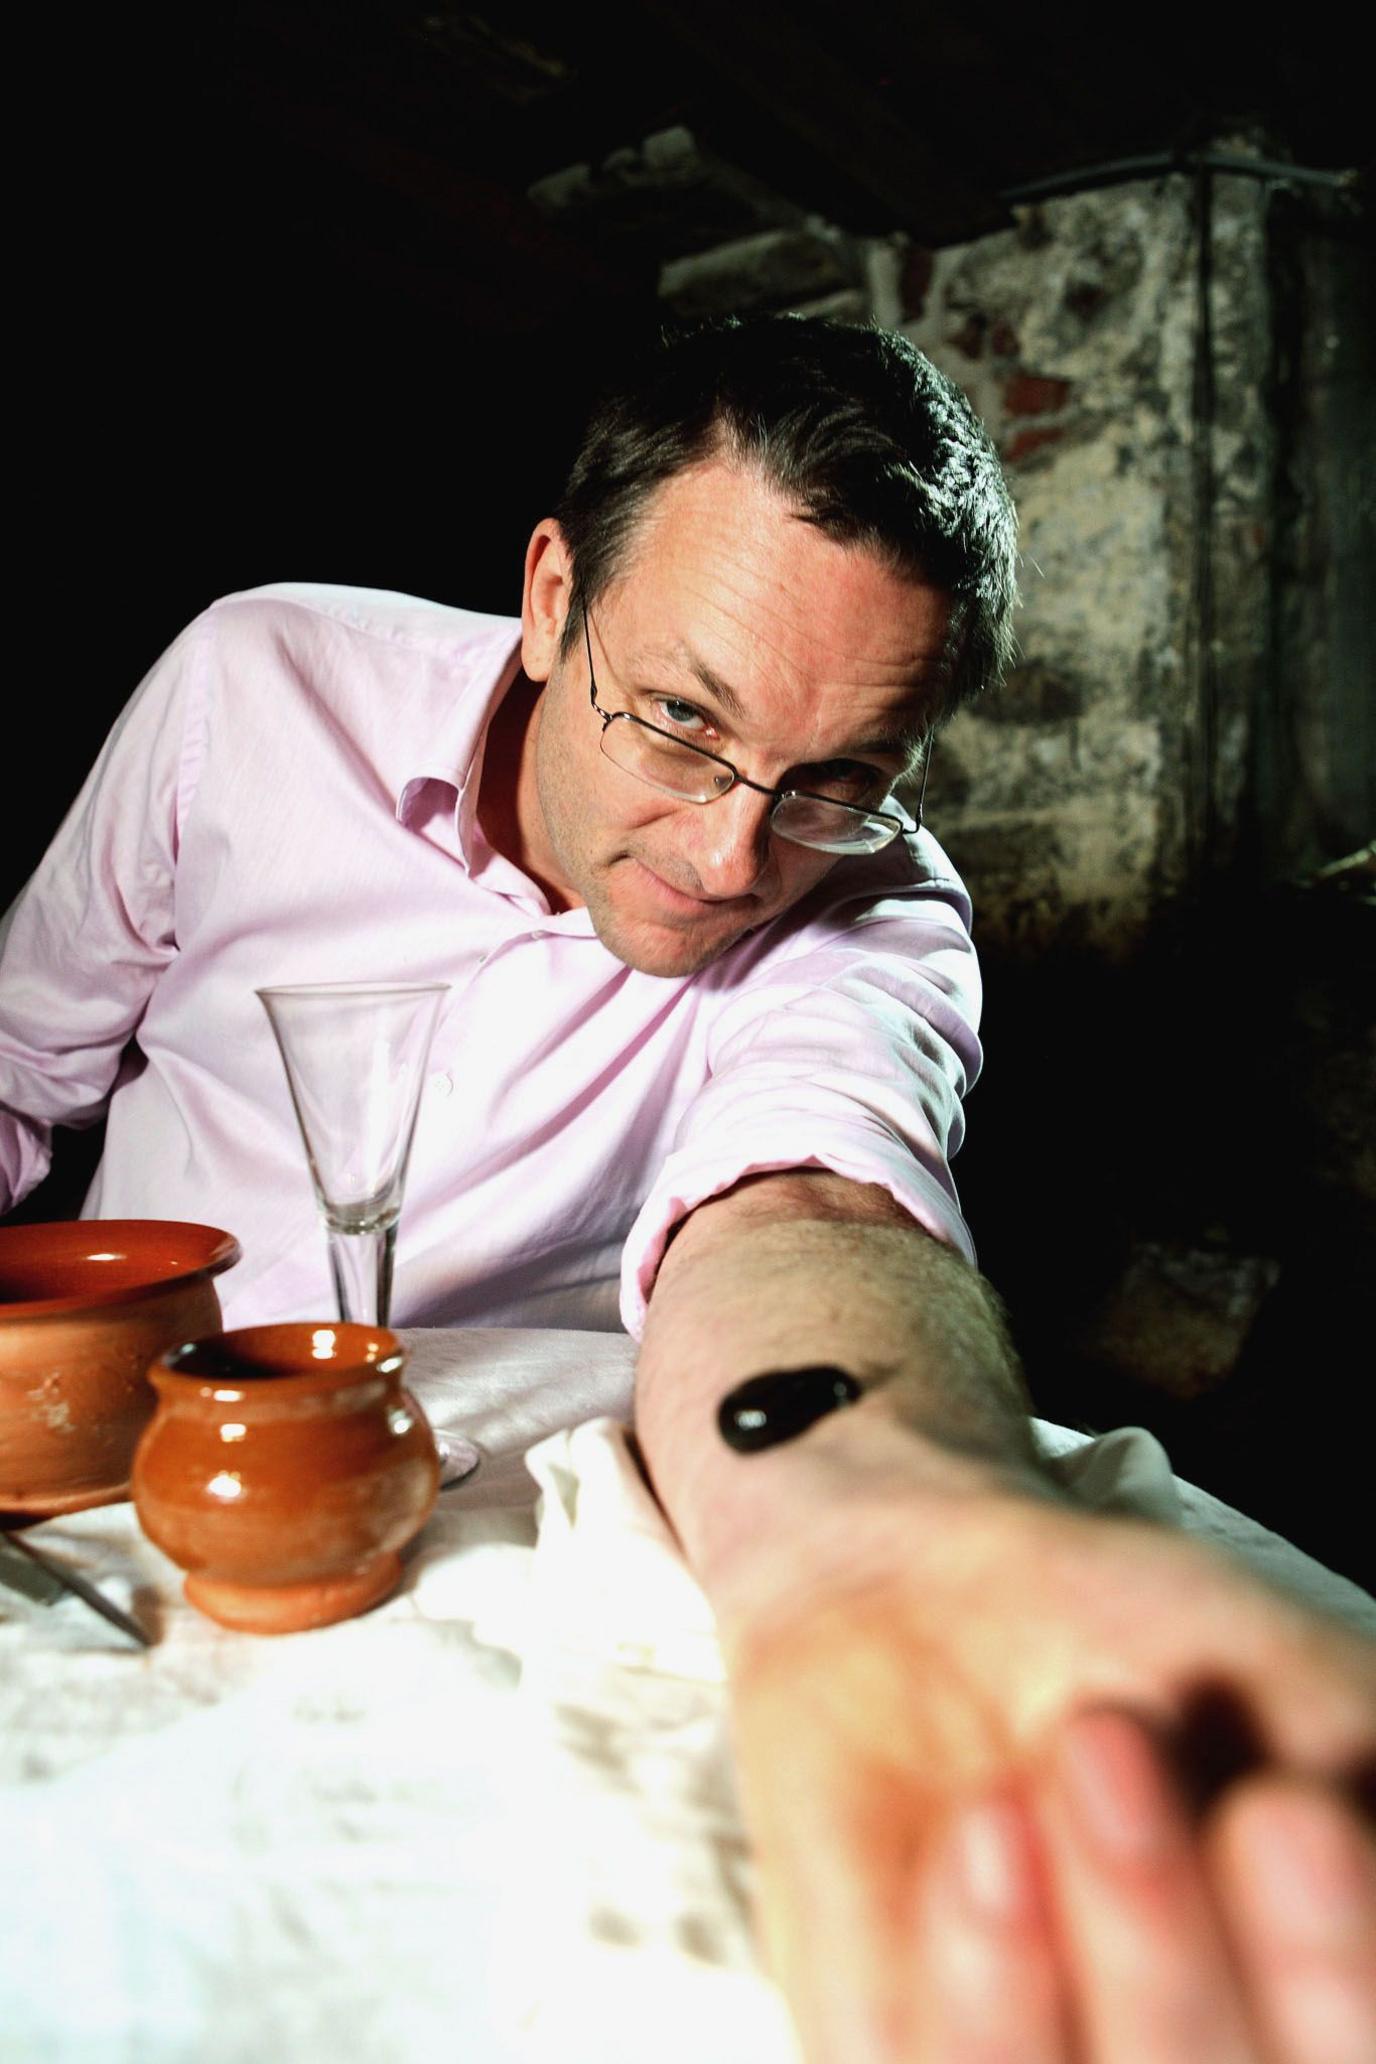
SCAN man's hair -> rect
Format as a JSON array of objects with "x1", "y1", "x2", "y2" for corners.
[{"x1": 552, "y1": 313, "x2": 1018, "y2": 723}]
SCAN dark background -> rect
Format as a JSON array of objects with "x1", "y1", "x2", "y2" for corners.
[
  {"x1": 9, "y1": 6, "x2": 1373, "y2": 1585},
  {"x1": 14, "y1": 2, "x2": 1369, "y2": 890}
]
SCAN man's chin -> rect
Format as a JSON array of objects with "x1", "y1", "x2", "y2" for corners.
[{"x1": 587, "y1": 895, "x2": 757, "y2": 978}]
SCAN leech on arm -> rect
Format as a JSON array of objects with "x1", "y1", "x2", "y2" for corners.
[{"x1": 718, "y1": 1365, "x2": 863, "y2": 1453}]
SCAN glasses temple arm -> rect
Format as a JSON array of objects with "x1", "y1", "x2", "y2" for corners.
[{"x1": 913, "y1": 731, "x2": 934, "y2": 826}]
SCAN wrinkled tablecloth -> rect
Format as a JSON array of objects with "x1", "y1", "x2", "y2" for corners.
[{"x1": 2, "y1": 1326, "x2": 1372, "y2": 2064}]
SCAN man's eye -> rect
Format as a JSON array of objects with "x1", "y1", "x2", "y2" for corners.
[{"x1": 653, "y1": 698, "x2": 709, "y2": 734}]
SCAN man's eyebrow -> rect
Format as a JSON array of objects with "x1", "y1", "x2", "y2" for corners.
[
  {"x1": 642, "y1": 641, "x2": 928, "y2": 762},
  {"x1": 848, "y1": 723, "x2": 929, "y2": 762},
  {"x1": 645, "y1": 642, "x2": 747, "y2": 723}
]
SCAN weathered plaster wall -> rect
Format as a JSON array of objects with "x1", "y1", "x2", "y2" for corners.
[
  {"x1": 887, "y1": 174, "x2": 1275, "y2": 956},
  {"x1": 1263, "y1": 189, "x2": 1376, "y2": 874},
  {"x1": 659, "y1": 158, "x2": 1293, "y2": 958}
]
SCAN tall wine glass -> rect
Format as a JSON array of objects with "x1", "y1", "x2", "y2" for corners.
[{"x1": 257, "y1": 982, "x2": 448, "y2": 1326}]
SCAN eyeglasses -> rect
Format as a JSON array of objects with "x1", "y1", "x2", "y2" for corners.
[{"x1": 582, "y1": 612, "x2": 927, "y2": 856}]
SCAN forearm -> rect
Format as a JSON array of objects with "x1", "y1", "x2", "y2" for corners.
[
  {"x1": 634, "y1": 1170, "x2": 1057, "y2": 1645},
  {"x1": 636, "y1": 1177, "x2": 1376, "y2": 2064}
]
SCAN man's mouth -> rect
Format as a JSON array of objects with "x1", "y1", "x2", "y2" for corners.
[{"x1": 627, "y1": 856, "x2": 753, "y2": 916}]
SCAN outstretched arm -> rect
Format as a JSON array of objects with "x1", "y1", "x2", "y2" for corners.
[{"x1": 635, "y1": 1169, "x2": 1376, "y2": 2064}]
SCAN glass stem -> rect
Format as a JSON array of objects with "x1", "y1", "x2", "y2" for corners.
[{"x1": 326, "y1": 1224, "x2": 397, "y2": 1327}]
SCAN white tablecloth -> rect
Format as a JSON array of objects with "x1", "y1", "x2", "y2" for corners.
[{"x1": 2, "y1": 1327, "x2": 1372, "y2": 2064}]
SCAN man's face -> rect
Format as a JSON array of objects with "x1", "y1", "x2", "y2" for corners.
[{"x1": 516, "y1": 457, "x2": 952, "y2": 978}]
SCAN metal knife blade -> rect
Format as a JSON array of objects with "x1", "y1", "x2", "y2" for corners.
[
  {"x1": 0, "y1": 1530, "x2": 153, "y2": 1647},
  {"x1": 0, "y1": 1531, "x2": 67, "y2": 1606}
]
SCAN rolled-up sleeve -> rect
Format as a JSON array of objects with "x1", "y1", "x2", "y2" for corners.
[
  {"x1": 619, "y1": 877, "x2": 983, "y2": 1337},
  {"x1": 0, "y1": 625, "x2": 202, "y2": 1210}
]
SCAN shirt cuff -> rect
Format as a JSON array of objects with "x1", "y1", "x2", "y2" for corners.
[{"x1": 618, "y1": 1126, "x2": 975, "y2": 1340}]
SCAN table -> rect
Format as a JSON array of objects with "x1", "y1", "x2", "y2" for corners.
[{"x1": 3, "y1": 1328, "x2": 1373, "y2": 2064}]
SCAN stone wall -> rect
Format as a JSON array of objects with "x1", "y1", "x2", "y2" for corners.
[
  {"x1": 662, "y1": 157, "x2": 1284, "y2": 959},
  {"x1": 654, "y1": 146, "x2": 1376, "y2": 931},
  {"x1": 918, "y1": 175, "x2": 1279, "y2": 956}
]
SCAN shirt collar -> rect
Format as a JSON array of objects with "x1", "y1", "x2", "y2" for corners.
[
  {"x1": 393, "y1": 624, "x2": 524, "y2": 866},
  {"x1": 389, "y1": 619, "x2": 596, "y2": 935}
]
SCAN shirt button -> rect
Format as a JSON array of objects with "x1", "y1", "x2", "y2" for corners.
[{"x1": 430, "y1": 1072, "x2": 453, "y2": 1098}]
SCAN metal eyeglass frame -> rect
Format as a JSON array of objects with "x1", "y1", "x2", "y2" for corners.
[{"x1": 581, "y1": 610, "x2": 928, "y2": 851}]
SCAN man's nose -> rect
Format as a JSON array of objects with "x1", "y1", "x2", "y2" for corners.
[{"x1": 691, "y1": 784, "x2": 776, "y2": 898}]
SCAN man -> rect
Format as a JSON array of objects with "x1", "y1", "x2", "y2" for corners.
[{"x1": 2, "y1": 316, "x2": 1374, "y2": 2061}]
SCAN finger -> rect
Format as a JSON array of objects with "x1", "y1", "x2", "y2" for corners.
[
  {"x1": 1036, "y1": 1706, "x2": 1257, "y2": 2063},
  {"x1": 914, "y1": 1786, "x2": 1071, "y2": 2064},
  {"x1": 1208, "y1": 1774, "x2": 1376, "y2": 2064}
]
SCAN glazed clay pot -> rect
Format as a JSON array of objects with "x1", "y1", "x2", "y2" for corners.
[
  {"x1": 132, "y1": 1323, "x2": 440, "y2": 1634},
  {"x1": 0, "y1": 1220, "x2": 241, "y2": 1518}
]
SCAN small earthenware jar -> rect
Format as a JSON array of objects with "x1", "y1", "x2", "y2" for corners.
[
  {"x1": 131, "y1": 1322, "x2": 439, "y2": 1634},
  {"x1": 0, "y1": 1220, "x2": 241, "y2": 1519}
]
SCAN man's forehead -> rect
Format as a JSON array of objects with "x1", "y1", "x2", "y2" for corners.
[
  {"x1": 618, "y1": 633, "x2": 935, "y2": 765},
  {"x1": 623, "y1": 459, "x2": 947, "y2": 639},
  {"x1": 604, "y1": 461, "x2": 952, "y2": 738}
]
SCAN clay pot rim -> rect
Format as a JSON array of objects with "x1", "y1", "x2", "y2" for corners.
[
  {"x1": 0, "y1": 1221, "x2": 242, "y2": 1320},
  {"x1": 152, "y1": 1321, "x2": 406, "y2": 1399}
]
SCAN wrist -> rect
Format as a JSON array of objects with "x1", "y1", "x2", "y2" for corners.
[{"x1": 659, "y1": 1390, "x2": 1065, "y2": 1659}]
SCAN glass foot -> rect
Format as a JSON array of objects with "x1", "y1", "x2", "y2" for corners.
[{"x1": 433, "y1": 1433, "x2": 480, "y2": 1488}]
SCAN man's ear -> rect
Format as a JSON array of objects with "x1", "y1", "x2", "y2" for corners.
[{"x1": 520, "y1": 519, "x2": 573, "y2": 685}]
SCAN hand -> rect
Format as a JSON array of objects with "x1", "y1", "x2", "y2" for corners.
[{"x1": 722, "y1": 1494, "x2": 1376, "y2": 2062}]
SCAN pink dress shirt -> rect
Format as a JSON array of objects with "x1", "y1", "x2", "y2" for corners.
[{"x1": 0, "y1": 584, "x2": 982, "y2": 1335}]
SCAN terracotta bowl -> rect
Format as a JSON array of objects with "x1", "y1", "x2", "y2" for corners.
[
  {"x1": 0, "y1": 1220, "x2": 241, "y2": 1518},
  {"x1": 132, "y1": 1323, "x2": 441, "y2": 1634}
]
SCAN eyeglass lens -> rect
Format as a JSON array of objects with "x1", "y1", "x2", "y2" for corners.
[
  {"x1": 607, "y1": 720, "x2": 734, "y2": 797},
  {"x1": 600, "y1": 720, "x2": 899, "y2": 854}
]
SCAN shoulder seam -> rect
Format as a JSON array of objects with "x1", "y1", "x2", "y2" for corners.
[{"x1": 204, "y1": 588, "x2": 516, "y2": 664}]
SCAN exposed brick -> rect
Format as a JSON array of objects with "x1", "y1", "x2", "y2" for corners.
[
  {"x1": 1003, "y1": 371, "x2": 1072, "y2": 417},
  {"x1": 1004, "y1": 423, "x2": 1065, "y2": 465},
  {"x1": 990, "y1": 318, "x2": 1020, "y2": 358}
]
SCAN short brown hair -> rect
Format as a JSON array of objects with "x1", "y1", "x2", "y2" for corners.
[{"x1": 552, "y1": 313, "x2": 1018, "y2": 723}]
